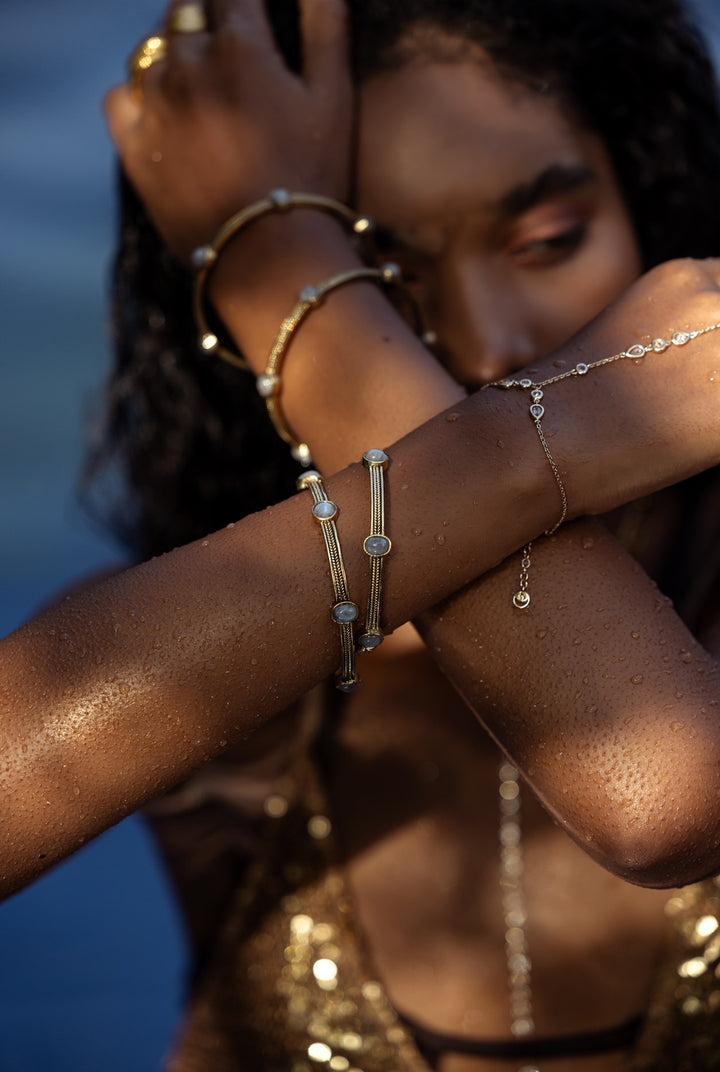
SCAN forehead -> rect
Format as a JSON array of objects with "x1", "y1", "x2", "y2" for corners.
[{"x1": 355, "y1": 59, "x2": 601, "y2": 228}]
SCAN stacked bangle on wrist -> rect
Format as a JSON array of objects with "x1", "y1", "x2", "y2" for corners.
[
  {"x1": 298, "y1": 469, "x2": 360, "y2": 692},
  {"x1": 358, "y1": 449, "x2": 391, "y2": 652},
  {"x1": 191, "y1": 190, "x2": 376, "y2": 371},
  {"x1": 258, "y1": 263, "x2": 423, "y2": 466}
]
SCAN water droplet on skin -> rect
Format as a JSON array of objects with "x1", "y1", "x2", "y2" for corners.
[
  {"x1": 226, "y1": 521, "x2": 235, "y2": 528},
  {"x1": 496, "y1": 440, "x2": 505, "y2": 449},
  {"x1": 572, "y1": 637, "x2": 582, "y2": 646},
  {"x1": 553, "y1": 358, "x2": 568, "y2": 370},
  {"x1": 631, "y1": 632, "x2": 640, "y2": 640},
  {"x1": 631, "y1": 674, "x2": 644, "y2": 685},
  {"x1": 434, "y1": 534, "x2": 446, "y2": 545},
  {"x1": 201, "y1": 540, "x2": 209, "y2": 547},
  {"x1": 411, "y1": 527, "x2": 423, "y2": 536},
  {"x1": 445, "y1": 412, "x2": 460, "y2": 422},
  {"x1": 670, "y1": 722, "x2": 685, "y2": 733},
  {"x1": 680, "y1": 650, "x2": 693, "y2": 664},
  {"x1": 582, "y1": 537, "x2": 594, "y2": 550},
  {"x1": 675, "y1": 691, "x2": 684, "y2": 699},
  {"x1": 536, "y1": 629, "x2": 548, "y2": 639},
  {"x1": 400, "y1": 483, "x2": 409, "y2": 491}
]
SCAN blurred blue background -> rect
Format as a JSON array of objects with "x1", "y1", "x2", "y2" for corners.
[{"x1": 1, "y1": 0, "x2": 719, "y2": 1069}]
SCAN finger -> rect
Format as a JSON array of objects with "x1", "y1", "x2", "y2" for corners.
[
  {"x1": 300, "y1": 0, "x2": 350, "y2": 88},
  {"x1": 208, "y1": 0, "x2": 276, "y2": 48},
  {"x1": 103, "y1": 84, "x2": 141, "y2": 149},
  {"x1": 165, "y1": 0, "x2": 216, "y2": 34}
]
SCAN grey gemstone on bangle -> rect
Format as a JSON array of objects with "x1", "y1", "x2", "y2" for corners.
[
  {"x1": 529, "y1": 403, "x2": 545, "y2": 420},
  {"x1": 256, "y1": 373, "x2": 279, "y2": 398},
  {"x1": 353, "y1": 216, "x2": 375, "y2": 235},
  {"x1": 191, "y1": 245, "x2": 217, "y2": 269},
  {"x1": 358, "y1": 631, "x2": 384, "y2": 651},
  {"x1": 363, "y1": 448, "x2": 389, "y2": 467},
  {"x1": 332, "y1": 601, "x2": 359, "y2": 624},
  {"x1": 312, "y1": 500, "x2": 338, "y2": 521},
  {"x1": 364, "y1": 535, "x2": 391, "y2": 557},
  {"x1": 576, "y1": 363, "x2": 589, "y2": 375},
  {"x1": 270, "y1": 188, "x2": 292, "y2": 210},
  {"x1": 381, "y1": 262, "x2": 402, "y2": 283},
  {"x1": 672, "y1": 331, "x2": 690, "y2": 345},
  {"x1": 299, "y1": 285, "x2": 321, "y2": 306},
  {"x1": 519, "y1": 378, "x2": 533, "y2": 389}
]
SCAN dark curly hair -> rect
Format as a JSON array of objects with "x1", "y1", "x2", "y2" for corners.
[{"x1": 88, "y1": 0, "x2": 720, "y2": 569}]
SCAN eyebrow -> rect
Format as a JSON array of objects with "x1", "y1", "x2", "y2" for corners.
[{"x1": 495, "y1": 163, "x2": 596, "y2": 219}]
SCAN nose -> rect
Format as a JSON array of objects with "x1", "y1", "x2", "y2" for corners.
[{"x1": 429, "y1": 259, "x2": 539, "y2": 389}]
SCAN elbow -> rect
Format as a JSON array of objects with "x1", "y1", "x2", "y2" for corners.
[{"x1": 584, "y1": 809, "x2": 720, "y2": 889}]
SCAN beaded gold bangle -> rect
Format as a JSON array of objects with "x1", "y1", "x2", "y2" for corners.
[
  {"x1": 357, "y1": 449, "x2": 392, "y2": 652},
  {"x1": 191, "y1": 190, "x2": 375, "y2": 371},
  {"x1": 490, "y1": 322, "x2": 720, "y2": 608},
  {"x1": 259, "y1": 263, "x2": 423, "y2": 466},
  {"x1": 297, "y1": 469, "x2": 360, "y2": 692}
]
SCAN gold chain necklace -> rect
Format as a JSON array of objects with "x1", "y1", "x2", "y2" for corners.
[{"x1": 499, "y1": 761, "x2": 540, "y2": 1072}]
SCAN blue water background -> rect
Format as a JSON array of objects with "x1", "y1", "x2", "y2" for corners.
[{"x1": 1, "y1": 1, "x2": 720, "y2": 1069}]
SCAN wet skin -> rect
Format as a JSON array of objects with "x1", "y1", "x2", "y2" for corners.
[{"x1": 326, "y1": 57, "x2": 670, "y2": 1071}]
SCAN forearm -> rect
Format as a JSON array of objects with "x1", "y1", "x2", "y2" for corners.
[
  {"x1": 212, "y1": 223, "x2": 720, "y2": 886},
  {"x1": 418, "y1": 520, "x2": 720, "y2": 888},
  {"x1": 1, "y1": 388, "x2": 556, "y2": 898}
]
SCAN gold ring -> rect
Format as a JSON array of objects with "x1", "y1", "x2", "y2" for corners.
[
  {"x1": 128, "y1": 35, "x2": 168, "y2": 100},
  {"x1": 166, "y1": 4, "x2": 208, "y2": 33}
]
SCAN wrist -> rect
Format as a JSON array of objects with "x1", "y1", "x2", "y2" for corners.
[{"x1": 206, "y1": 208, "x2": 366, "y2": 372}]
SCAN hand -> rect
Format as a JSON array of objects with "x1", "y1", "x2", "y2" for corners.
[
  {"x1": 545, "y1": 257, "x2": 720, "y2": 516},
  {"x1": 104, "y1": 0, "x2": 353, "y2": 262}
]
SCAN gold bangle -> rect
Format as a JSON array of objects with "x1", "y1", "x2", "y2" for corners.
[
  {"x1": 489, "y1": 321, "x2": 720, "y2": 608},
  {"x1": 191, "y1": 190, "x2": 375, "y2": 371},
  {"x1": 258, "y1": 263, "x2": 419, "y2": 466},
  {"x1": 297, "y1": 470, "x2": 360, "y2": 692},
  {"x1": 357, "y1": 449, "x2": 391, "y2": 652}
]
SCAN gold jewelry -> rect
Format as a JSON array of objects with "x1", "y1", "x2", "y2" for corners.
[
  {"x1": 258, "y1": 264, "x2": 419, "y2": 466},
  {"x1": 191, "y1": 191, "x2": 375, "y2": 372},
  {"x1": 166, "y1": 3, "x2": 208, "y2": 32},
  {"x1": 297, "y1": 470, "x2": 360, "y2": 692},
  {"x1": 490, "y1": 322, "x2": 720, "y2": 608},
  {"x1": 127, "y1": 35, "x2": 168, "y2": 101},
  {"x1": 499, "y1": 762, "x2": 537, "y2": 1071},
  {"x1": 358, "y1": 449, "x2": 391, "y2": 652}
]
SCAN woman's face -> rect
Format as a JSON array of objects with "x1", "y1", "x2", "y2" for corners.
[{"x1": 356, "y1": 56, "x2": 642, "y2": 387}]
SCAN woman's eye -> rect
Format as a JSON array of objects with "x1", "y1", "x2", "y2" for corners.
[{"x1": 508, "y1": 224, "x2": 586, "y2": 267}]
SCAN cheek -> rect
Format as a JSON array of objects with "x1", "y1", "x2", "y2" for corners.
[{"x1": 533, "y1": 217, "x2": 642, "y2": 353}]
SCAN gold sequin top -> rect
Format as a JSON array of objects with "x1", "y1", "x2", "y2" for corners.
[{"x1": 159, "y1": 727, "x2": 720, "y2": 1072}]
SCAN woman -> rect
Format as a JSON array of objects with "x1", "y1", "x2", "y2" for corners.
[{"x1": 4, "y1": 0, "x2": 720, "y2": 1069}]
